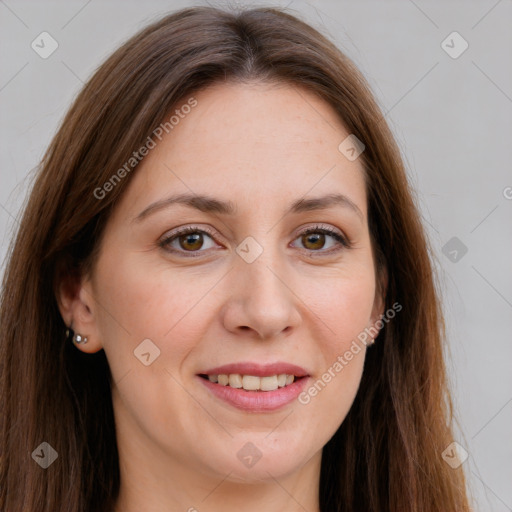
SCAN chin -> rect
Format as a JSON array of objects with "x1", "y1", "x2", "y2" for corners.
[
  {"x1": 219, "y1": 458, "x2": 304, "y2": 484},
  {"x1": 197, "y1": 439, "x2": 311, "y2": 483}
]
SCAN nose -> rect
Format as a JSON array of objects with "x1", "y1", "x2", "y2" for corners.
[{"x1": 221, "y1": 250, "x2": 302, "y2": 340}]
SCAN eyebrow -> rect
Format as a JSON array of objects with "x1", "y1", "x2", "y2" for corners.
[{"x1": 133, "y1": 192, "x2": 364, "y2": 223}]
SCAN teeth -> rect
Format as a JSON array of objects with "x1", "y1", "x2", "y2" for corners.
[
  {"x1": 206, "y1": 373, "x2": 297, "y2": 391},
  {"x1": 228, "y1": 374, "x2": 243, "y2": 388},
  {"x1": 242, "y1": 375, "x2": 260, "y2": 391},
  {"x1": 260, "y1": 375, "x2": 278, "y2": 391},
  {"x1": 218, "y1": 374, "x2": 229, "y2": 386}
]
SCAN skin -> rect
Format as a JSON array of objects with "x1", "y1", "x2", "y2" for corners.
[{"x1": 58, "y1": 81, "x2": 386, "y2": 512}]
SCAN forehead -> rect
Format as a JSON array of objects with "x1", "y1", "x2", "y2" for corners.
[{"x1": 119, "y1": 81, "x2": 367, "y2": 219}]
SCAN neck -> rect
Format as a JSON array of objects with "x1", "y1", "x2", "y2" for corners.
[{"x1": 113, "y1": 433, "x2": 322, "y2": 512}]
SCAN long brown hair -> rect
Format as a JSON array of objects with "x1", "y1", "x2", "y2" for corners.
[{"x1": 0, "y1": 5, "x2": 471, "y2": 511}]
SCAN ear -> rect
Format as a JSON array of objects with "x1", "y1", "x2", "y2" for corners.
[
  {"x1": 369, "y1": 265, "x2": 388, "y2": 339},
  {"x1": 56, "y1": 267, "x2": 103, "y2": 354}
]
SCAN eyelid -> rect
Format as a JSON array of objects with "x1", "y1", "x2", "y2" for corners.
[
  {"x1": 291, "y1": 223, "x2": 351, "y2": 251},
  {"x1": 158, "y1": 223, "x2": 351, "y2": 256},
  {"x1": 158, "y1": 224, "x2": 223, "y2": 254}
]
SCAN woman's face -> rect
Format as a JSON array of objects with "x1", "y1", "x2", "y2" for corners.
[{"x1": 68, "y1": 81, "x2": 385, "y2": 489}]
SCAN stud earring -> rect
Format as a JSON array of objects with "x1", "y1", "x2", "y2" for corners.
[{"x1": 66, "y1": 325, "x2": 88, "y2": 344}]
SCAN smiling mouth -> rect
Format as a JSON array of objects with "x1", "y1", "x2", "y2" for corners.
[{"x1": 198, "y1": 373, "x2": 305, "y2": 392}]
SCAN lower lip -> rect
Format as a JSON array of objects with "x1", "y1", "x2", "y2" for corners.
[{"x1": 197, "y1": 375, "x2": 310, "y2": 412}]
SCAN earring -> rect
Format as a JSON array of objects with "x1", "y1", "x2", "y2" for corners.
[
  {"x1": 66, "y1": 325, "x2": 88, "y2": 344},
  {"x1": 367, "y1": 338, "x2": 375, "y2": 346}
]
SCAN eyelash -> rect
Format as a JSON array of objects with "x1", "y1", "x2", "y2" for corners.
[{"x1": 158, "y1": 224, "x2": 351, "y2": 258}]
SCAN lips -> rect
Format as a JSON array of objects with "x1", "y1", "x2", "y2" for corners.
[
  {"x1": 199, "y1": 362, "x2": 309, "y2": 378},
  {"x1": 196, "y1": 361, "x2": 311, "y2": 412}
]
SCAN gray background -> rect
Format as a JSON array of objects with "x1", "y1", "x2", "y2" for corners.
[{"x1": 1, "y1": 1, "x2": 511, "y2": 510}]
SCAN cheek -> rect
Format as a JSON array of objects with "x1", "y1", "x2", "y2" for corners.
[
  {"x1": 302, "y1": 266, "x2": 376, "y2": 350},
  {"x1": 300, "y1": 352, "x2": 365, "y2": 436},
  {"x1": 91, "y1": 255, "x2": 210, "y2": 439},
  {"x1": 294, "y1": 266, "x2": 375, "y2": 420},
  {"x1": 91, "y1": 251, "x2": 223, "y2": 382},
  {"x1": 94, "y1": 250, "x2": 204, "y2": 337}
]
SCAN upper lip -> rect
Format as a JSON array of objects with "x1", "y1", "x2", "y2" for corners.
[{"x1": 199, "y1": 362, "x2": 309, "y2": 378}]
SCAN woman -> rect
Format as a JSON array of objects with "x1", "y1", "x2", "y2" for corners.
[{"x1": 0, "y1": 5, "x2": 472, "y2": 511}]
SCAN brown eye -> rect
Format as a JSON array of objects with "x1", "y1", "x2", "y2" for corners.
[
  {"x1": 159, "y1": 227, "x2": 218, "y2": 256},
  {"x1": 178, "y1": 232, "x2": 204, "y2": 251},
  {"x1": 301, "y1": 232, "x2": 326, "y2": 250},
  {"x1": 291, "y1": 226, "x2": 350, "y2": 254}
]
